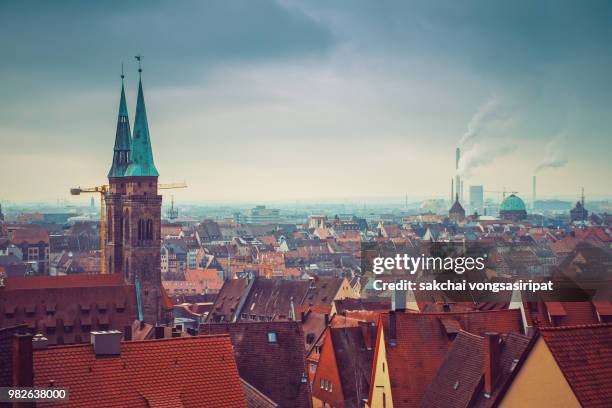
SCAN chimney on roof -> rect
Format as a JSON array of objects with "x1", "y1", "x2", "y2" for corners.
[
  {"x1": 324, "y1": 313, "x2": 329, "y2": 326},
  {"x1": 32, "y1": 333, "x2": 49, "y2": 350},
  {"x1": 12, "y1": 333, "x2": 34, "y2": 388},
  {"x1": 123, "y1": 325, "x2": 132, "y2": 341},
  {"x1": 392, "y1": 285, "x2": 406, "y2": 311},
  {"x1": 90, "y1": 331, "x2": 122, "y2": 357},
  {"x1": 483, "y1": 332, "x2": 501, "y2": 397},
  {"x1": 389, "y1": 311, "x2": 397, "y2": 347},
  {"x1": 359, "y1": 321, "x2": 375, "y2": 350},
  {"x1": 155, "y1": 325, "x2": 166, "y2": 339}
]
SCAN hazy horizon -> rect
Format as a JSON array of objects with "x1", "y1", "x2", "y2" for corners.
[{"x1": 1, "y1": 1, "x2": 611, "y2": 203}]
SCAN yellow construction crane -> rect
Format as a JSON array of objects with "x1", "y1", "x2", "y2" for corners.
[{"x1": 70, "y1": 182, "x2": 187, "y2": 273}]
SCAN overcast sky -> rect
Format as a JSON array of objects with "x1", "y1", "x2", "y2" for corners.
[{"x1": 1, "y1": 0, "x2": 611, "y2": 204}]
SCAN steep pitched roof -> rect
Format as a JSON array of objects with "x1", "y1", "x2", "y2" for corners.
[
  {"x1": 9, "y1": 227, "x2": 49, "y2": 245},
  {"x1": 201, "y1": 321, "x2": 311, "y2": 408},
  {"x1": 1, "y1": 274, "x2": 137, "y2": 345},
  {"x1": 108, "y1": 80, "x2": 132, "y2": 178},
  {"x1": 330, "y1": 325, "x2": 376, "y2": 407},
  {"x1": 241, "y1": 378, "x2": 279, "y2": 408},
  {"x1": 421, "y1": 331, "x2": 531, "y2": 408},
  {"x1": 125, "y1": 77, "x2": 159, "y2": 177},
  {"x1": 375, "y1": 309, "x2": 523, "y2": 408},
  {"x1": 539, "y1": 323, "x2": 612, "y2": 408},
  {"x1": 303, "y1": 276, "x2": 345, "y2": 306},
  {"x1": 207, "y1": 278, "x2": 250, "y2": 322},
  {"x1": 33, "y1": 335, "x2": 246, "y2": 407}
]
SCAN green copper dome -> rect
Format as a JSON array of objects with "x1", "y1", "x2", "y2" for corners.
[{"x1": 500, "y1": 194, "x2": 526, "y2": 212}]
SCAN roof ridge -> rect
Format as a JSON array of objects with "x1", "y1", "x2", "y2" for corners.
[
  {"x1": 539, "y1": 322, "x2": 612, "y2": 331},
  {"x1": 34, "y1": 333, "x2": 232, "y2": 351}
]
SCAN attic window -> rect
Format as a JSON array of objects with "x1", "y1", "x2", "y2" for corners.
[{"x1": 267, "y1": 332, "x2": 277, "y2": 343}]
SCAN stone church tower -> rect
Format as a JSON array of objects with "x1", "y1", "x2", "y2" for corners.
[{"x1": 106, "y1": 69, "x2": 163, "y2": 324}]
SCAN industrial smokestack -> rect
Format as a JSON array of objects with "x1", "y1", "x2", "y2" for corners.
[
  {"x1": 532, "y1": 176, "x2": 536, "y2": 210},
  {"x1": 455, "y1": 148, "x2": 461, "y2": 204}
]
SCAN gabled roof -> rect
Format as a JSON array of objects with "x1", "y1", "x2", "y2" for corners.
[
  {"x1": 539, "y1": 323, "x2": 612, "y2": 408},
  {"x1": 201, "y1": 321, "x2": 311, "y2": 408},
  {"x1": 304, "y1": 276, "x2": 345, "y2": 306},
  {"x1": 241, "y1": 378, "x2": 279, "y2": 408},
  {"x1": 33, "y1": 335, "x2": 247, "y2": 407},
  {"x1": 375, "y1": 309, "x2": 523, "y2": 408},
  {"x1": 207, "y1": 278, "x2": 249, "y2": 322},
  {"x1": 421, "y1": 331, "x2": 531, "y2": 408},
  {"x1": 330, "y1": 325, "x2": 376, "y2": 407},
  {"x1": 9, "y1": 227, "x2": 49, "y2": 245}
]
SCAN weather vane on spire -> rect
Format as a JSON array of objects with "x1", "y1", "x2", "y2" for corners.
[{"x1": 135, "y1": 55, "x2": 143, "y2": 75}]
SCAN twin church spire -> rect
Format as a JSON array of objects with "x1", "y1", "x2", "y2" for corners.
[{"x1": 108, "y1": 64, "x2": 159, "y2": 179}]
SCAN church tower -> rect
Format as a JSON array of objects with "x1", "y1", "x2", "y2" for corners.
[
  {"x1": 121, "y1": 66, "x2": 162, "y2": 324},
  {"x1": 106, "y1": 64, "x2": 163, "y2": 324}
]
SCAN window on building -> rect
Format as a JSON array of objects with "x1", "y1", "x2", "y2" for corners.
[{"x1": 267, "y1": 332, "x2": 277, "y2": 343}]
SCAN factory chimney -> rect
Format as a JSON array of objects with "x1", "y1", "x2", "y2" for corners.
[
  {"x1": 532, "y1": 176, "x2": 537, "y2": 210},
  {"x1": 455, "y1": 147, "x2": 461, "y2": 204}
]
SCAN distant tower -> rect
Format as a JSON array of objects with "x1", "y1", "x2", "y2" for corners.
[
  {"x1": 90, "y1": 196, "x2": 95, "y2": 210},
  {"x1": 570, "y1": 187, "x2": 588, "y2": 222},
  {"x1": 451, "y1": 179, "x2": 454, "y2": 203},
  {"x1": 469, "y1": 185, "x2": 484, "y2": 215},
  {"x1": 166, "y1": 195, "x2": 178, "y2": 220}
]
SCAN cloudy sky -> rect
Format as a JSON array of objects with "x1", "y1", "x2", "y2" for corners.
[{"x1": 1, "y1": 0, "x2": 611, "y2": 204}]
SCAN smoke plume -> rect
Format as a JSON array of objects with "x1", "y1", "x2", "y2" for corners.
[
  {"x1": 459, "y1": 98, "x2": 502, "y2": 145},
  {"x1": 535, "y1": 140, "x2": 568, "y2": 173},
  {"x1": 457, "y1": 143, "x2": 516, "y2": 177}
]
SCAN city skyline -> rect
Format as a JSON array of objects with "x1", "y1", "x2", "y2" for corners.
[{"x1": 1, "y1": 1, "x2": 611, "y2": 203}]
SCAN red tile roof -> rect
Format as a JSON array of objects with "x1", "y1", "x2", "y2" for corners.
[
  {"x1": 4, "y1": 273, "x2": 124, "y2": 290},
  {"x1": 374, "y1": 309, "x2": 523, "y2": 408},
  {"x1": 184, "y1": 268, "x2": 223, "y2": 291},
  {"x1": 539, "y1": 323, "x2": 612, "y2": 408},
  {"x1": 33, "y1": 334, "x2": 247, "y2": 408},
  {"x1": 1, "y1": 274, "x2": 137, "y2": 345},
  {"x1": 9, "y1": 227, "x2": 49, "y2": 245}
]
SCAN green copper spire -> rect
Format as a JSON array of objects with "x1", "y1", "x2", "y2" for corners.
[
  {"x1": 108, "y1": 73, "x2": 132, "y2": 178},
  {"x1": 125, "y1": 71, "x2": 159, "y2": 177}
]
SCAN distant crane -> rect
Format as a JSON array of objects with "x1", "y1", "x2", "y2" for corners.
[
  {"x1": 70, "y1": 182, "x2": 187, "y2": 273},
  {"x1": 485, "y1": 189, "x2": 518, "y2": 200}
]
